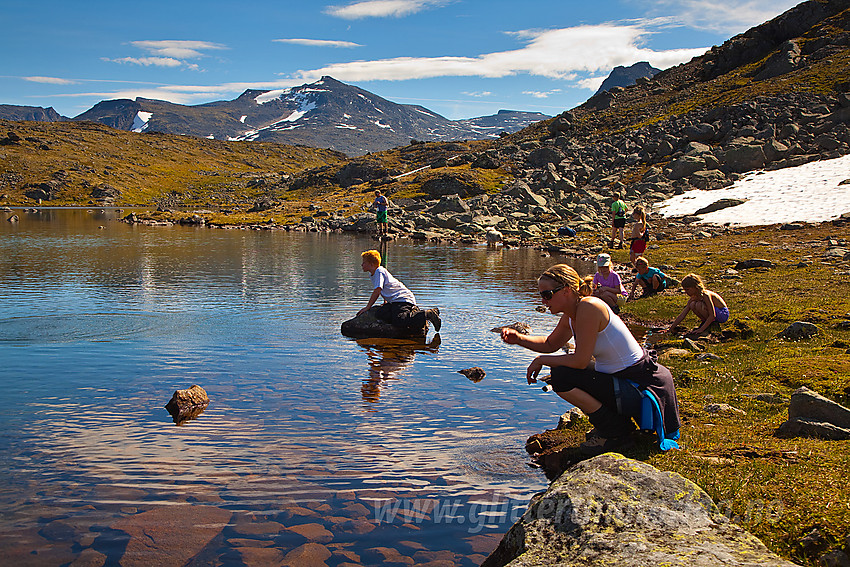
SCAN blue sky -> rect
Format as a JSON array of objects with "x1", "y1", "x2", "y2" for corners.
[{"x1": 1, "y1": 0, "x2": 799, "y2": 120}]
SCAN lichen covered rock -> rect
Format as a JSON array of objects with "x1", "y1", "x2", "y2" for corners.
[{"x1": 482, "y1": 453, "x2": 800, "y2": 567}]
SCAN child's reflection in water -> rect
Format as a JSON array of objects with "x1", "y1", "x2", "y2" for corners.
[{"x1": 358, "y1": 335, "x2": 441, "y2": 404}]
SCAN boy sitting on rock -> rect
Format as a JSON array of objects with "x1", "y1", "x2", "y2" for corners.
[{"x1": 358, "y1": 250, "x2": 441, "y2": 331}]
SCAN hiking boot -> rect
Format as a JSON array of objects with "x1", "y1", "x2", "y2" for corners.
[
  {"x1": 426, "y1": 308, "x2": 442, "y2": 332},
  {"x1": 579, "y1": 433, "x2": 635, "y2": 456}
]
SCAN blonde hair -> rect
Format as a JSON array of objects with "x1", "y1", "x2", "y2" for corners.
[
  {"x1": 361, "y1": 249, "x2": 381, "y2": 266},
  {"x1": 681, "y1": 273, "x2": 706, "y2": 294},
  {"x1": 634, "y1": 256, "x2": 649, "y2": 268},
  {"x1": 539, "y1": 264, "x2": 594, "y2": 297},
  {"x1": 633, "y1": 205, "x2": 646, "y2": 223}
]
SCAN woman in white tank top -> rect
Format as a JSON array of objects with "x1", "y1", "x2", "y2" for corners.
[{"x1": 501, "y1": 264, "x2": 680, "y2": 456}]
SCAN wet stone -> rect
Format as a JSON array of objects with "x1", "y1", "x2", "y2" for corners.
[
  {"x1": 286, "y1": 522, "x2": 334, "y2": 543},
  {"x1": 110, "y1": 505, "x2": 231, "y2": 567},
  {"x1": 280, "y1": 542, "x2": 332, "y2": 567},
  {"x1": 362, "y1": 546, "x2": 415, "y2": 566},
  {"x1": 230, "y1": 521, "x2": 285, "y2": 537},
  {"x1": 69, "y1": 547, "x2": 107, "y2": 567},
  {"x1": 236, "y1": 546, "x2": 286, "y2": 567}
]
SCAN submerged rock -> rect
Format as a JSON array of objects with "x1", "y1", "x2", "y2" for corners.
[
  {"x1": 111, "y1": 505, "x2": 231, "y2": 567},
  {"x1": 165, "y1": 384, "x2": 210, "y2": 424},
  {"x1": 482, "y1": 453, "x2": 800, "y2": 567}
]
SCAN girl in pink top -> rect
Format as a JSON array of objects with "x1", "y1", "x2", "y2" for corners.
[{"x1": 591, "y1": 253, "x2": 626, "y2": 313}]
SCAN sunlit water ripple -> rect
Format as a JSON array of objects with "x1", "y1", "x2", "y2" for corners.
[{"x1": 0, "y1": 210, "x2": 594, "y2": 565}]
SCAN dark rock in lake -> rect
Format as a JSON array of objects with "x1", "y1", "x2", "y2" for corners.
[
  {"x1": 490, "y1": 322, "x2": 531, "y2": 334},
  {"x1": 482, "y1": 454, "x2": 800, "y2": 567},
  {"x1": 165, "y1": 384, "x2": 210, "y2": 424},
  {"x1": 458, "y1": 367, "x2": 486, "y2": 383},
  {"x1": 341, "y1": 306, "x2": 428, "y2": 339}
]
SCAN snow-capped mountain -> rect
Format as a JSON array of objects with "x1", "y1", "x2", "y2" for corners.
[{"x1": 69, "y1": 77, "x2": 549, "y2": 155}]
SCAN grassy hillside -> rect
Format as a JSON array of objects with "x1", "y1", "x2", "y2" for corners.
[{"x1": 0, "y1": 119, "x2": 348, "y2": 210}]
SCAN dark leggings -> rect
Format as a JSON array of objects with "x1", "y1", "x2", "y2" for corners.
[{"x1": 375, "y1": 302, "x2": 426, "y2": 329}]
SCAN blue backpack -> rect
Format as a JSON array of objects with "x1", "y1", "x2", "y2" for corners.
[{"x1": 614, "y1": 378, "x2": 680, "y2": 451}]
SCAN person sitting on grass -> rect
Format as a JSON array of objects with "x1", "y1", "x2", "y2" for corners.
[
  {"x1": 500, "y1": 264, "x2": 680, "y2": 455},
  {"x1": 667, "y1": 273, "x2": 729, "y2": 338},
  {"x1": 628, "y1": 256, "x2": 668, "y2": 300},
  {"x1": 358, "y1": 250, "x2": 441, "y2": 331},
  {"x1": 592, "y1": 253, "x2": 627, "y2": 314}
]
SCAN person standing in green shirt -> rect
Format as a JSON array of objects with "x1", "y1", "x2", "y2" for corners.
[{"x1": 610, "y1": 193, "x2": 628, "y2": 249}]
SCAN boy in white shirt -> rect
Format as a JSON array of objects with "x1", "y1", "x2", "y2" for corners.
[{"x1": 358, "y1": 250, "x2": 441, "y2": 331}]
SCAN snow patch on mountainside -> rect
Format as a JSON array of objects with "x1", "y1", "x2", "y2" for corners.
[
  {"x1": 131, "y1": 111, "x2": 153, "y2": 133},
  {"x1": 255, "y1": 89, "x2": 290, "y2": 104}
]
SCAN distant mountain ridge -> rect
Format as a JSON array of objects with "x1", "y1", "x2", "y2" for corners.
[
  {"x1": 0, "y1": 104, "x2": 66, "y2": 122},
  {"x1": 5, "y1": 77, "x2": 549, "y2": 156}
]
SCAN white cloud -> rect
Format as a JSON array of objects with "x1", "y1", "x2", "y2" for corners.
[
  {"x1": 104, "y1": 57, "x2": 183, "y2": 67},
  {"x1": 53, "y1": 79, "x2": 305, "y2": 105},
  {"x1": 23, "y1": 76, "x2": 78, "y2": 85},
  {"x1": 104, "y1": 40, "x2": 227, "y2": 70},
  {"x1": 273, "y1": 38, "x2": 362, "y2": 48},
  {"x1": 640, "y1": 0, "x2": 799, "y2": 34},
  {"x1": 129, "y1": 40, "x2": 227, "y2": 59},
  {"x1": 324, "y1": 0, "x2": 442, "y2": 19},
  {"x1": 577, "y1": 76, "x2": 607, "y2": 91},
  {"x1": 522, "y1": 89, "x2": 563, "y2": 99},
  {"x1": 294, "y1": 24, "x2": 707, "y2": 83},
  {"x1": 461, "y1": 91, "x2": 493, "y2": 98}
]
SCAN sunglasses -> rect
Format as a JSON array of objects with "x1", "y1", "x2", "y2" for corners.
[{"x1": 540, "y1": 285, "x2": 565, "y2": 301}]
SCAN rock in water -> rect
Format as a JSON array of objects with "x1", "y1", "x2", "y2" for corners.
[
  {"x1": 341, "y1": 306, "x2": 427, "y2": 339},
  {"x1": 458, "y1": 367, "x2": 486, "y2": 382},
  {"x1": 111, "y1": 505, "x2": 231, "y2": 567},
  {"x1": 490, "y1": 322, "x2": 531, "y2": 334},
  {"x1": 482, "y1": 453, "x2": 800, "y2": 567},
  {"x1": 165, "y1": 384, "x2": 210, "y2": 424}
]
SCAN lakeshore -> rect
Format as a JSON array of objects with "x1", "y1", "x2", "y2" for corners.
[{"x1": 3, "y1": 204, "x2": 849, "y2": 566}]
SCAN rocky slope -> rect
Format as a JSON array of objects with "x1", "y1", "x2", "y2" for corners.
[{"x1": 262, "y1": 0, "x2": 850, "y2": 245}]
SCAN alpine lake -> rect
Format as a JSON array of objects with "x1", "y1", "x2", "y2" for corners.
[{"x1": 0, "y1": 208, "x2": 599, "y2": 566}]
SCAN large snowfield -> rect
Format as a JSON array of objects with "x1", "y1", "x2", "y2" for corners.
[{"x1": 658, "y1": 153, "x2": 850, "y2": 225}]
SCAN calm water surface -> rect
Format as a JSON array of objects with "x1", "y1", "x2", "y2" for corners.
[{"x1": 0, "y1": 209, "x2": 593, "y2": 566}]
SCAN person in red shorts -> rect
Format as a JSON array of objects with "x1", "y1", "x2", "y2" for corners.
[{"x1": 629, "y1": 205, "x2": 648, "y2": 265}]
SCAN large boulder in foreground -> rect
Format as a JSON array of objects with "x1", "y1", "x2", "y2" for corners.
[
  {"x1": 482, "y1": 453, "x2": 799, "y2": 567},
  {"x1": 341, "y1": 306, "x2": 427, "y2": 339}
]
